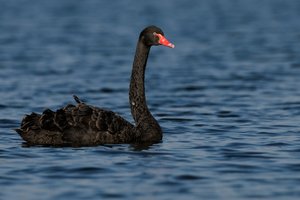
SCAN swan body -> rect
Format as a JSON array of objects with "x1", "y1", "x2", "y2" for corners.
[{"x1": 15, "y1": 26, "x2": 174, "y2": 146}]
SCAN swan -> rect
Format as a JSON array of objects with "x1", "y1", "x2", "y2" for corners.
[{"x1": 15, "y1": 25, "x2": 174, "y2": 146}]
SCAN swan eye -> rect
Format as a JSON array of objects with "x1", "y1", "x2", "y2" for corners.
[{"x1": 153, "y1": 32, "x2": 162, "y2": 41}]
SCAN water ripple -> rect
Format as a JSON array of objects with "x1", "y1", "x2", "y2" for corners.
[{"x1": 1, "y1": 1, "x2": 300, "y2": 200}]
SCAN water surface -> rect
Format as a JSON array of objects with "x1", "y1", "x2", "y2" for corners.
[{"x1": 1, "y1": 0, "x2": 300, "y2": 199}]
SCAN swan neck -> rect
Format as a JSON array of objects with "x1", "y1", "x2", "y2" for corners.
[
  {"x1": 129, "y1": 40, "x2": 162, "y2": 142},
  {"x1": 129, "y1": 41, "x2": 160, "y2": 127},
  {"x1": 129, "y1": 42, "x2": 150, "y2": 121}
]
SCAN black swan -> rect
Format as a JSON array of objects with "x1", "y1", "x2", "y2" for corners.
[{"x1": 15, "y1": 26, "x2": 174, "y2": 146}]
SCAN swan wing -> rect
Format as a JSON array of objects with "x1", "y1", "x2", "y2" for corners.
[{"x1": 16, "y1": 101, "x2": 135, "y2": 146}]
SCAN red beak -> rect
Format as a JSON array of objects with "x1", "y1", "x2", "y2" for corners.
[{"x1": 154, "y1": 33, "x2": 175, "y2": 48}]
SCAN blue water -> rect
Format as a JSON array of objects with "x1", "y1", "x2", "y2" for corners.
[{"x1": 1, "y1": 0, "x2": 300, "y2": 199}]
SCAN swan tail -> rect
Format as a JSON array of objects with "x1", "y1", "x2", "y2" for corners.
[{"x1": 16, "y1": 109, "x2": 69, "y2": 145}]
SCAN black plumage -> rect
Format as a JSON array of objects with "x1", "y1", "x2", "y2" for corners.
[{"x1": 15, "y1": 26, "x2": 174, "y2": 146}]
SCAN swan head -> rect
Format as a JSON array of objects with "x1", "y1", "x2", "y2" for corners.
[{"x1": 140, "y1": 26, "x2": 175, "y2": 48}]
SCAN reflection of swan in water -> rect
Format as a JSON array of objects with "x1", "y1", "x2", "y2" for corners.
[{"x1": 16, "y1": 26, "x2": 174, "y2": 146}]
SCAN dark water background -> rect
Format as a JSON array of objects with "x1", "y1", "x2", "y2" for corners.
[{"x1": 1, "y1": 0, "x2": 300, "y2": 199}]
